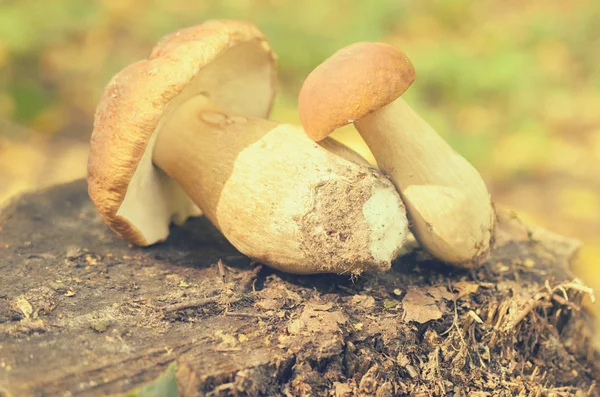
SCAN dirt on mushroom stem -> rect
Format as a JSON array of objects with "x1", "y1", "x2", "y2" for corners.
[{"x1": 298, "y1": 42, "x2": 495, "y2": 268}]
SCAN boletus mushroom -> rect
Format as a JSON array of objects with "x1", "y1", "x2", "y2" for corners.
[
  {"x1": 88, "y1": 21, "x2": 409, "y2": 275},
  {"x1": 298, "y1": 42, "x2": 496, "y2": 268}
]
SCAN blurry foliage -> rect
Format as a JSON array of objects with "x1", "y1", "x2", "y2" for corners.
[{"x1": 0, "y1": 0, "x2": 599, "y2": 322}]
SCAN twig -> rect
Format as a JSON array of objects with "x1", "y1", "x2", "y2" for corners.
[
  {"x1": 162, "y1": 296, "x2": 220, "y2": 313},
  {"x1": 506, "y1": 294, "x2": 551, "y2": 330},
  {"x1": 224, "y1": 312, "x2": 270, "y2": 319},
  {"x1": 217, "y1": 259, "x2": 226, "y2": 283},
  {"x1": 561, "y1": 281, "x2": 595, "y2": 303}
]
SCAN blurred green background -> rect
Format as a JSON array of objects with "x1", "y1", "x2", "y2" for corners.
[{"x1": 0, "y1": 1, "x2": 598, "y2": 326}]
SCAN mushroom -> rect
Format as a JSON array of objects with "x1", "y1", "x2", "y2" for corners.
[
  {"x1": 298, "y1": 42, "x2": 496, "y2": 268},
  {"x1": 88, "y1": 21, "x2": 409, "y2": 275}
]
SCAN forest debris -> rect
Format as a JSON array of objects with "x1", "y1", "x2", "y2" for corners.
[
  {"x1": 10, "y1": 287, "x2": 56, "y2": 319},
  {"x1": 562, "y1": 280, "x2": 595, "y2": 303},
  {"x1": 375, "y1": 382, "x2": 394, "y2": 397},
  {"x1": 311, "y1": 302, "x2": 334, "y2": 311},
  {"x1": 161, "y1": 296, "x2": 220, "y2": 313},
  {"x1": 225, "y1": 312, "x2": 269, "y2": 319},
  {"x1": 358, "y1": 364, "x2": 380, "y2": 394},
  {"x1": 287, "y1": 302, "x2": 347, "y2": 336},
  {"x1": 90, "y1": 320, "x2": 110, "y2": 333},
  {"x1": 468, "y1": 310, "x2": 484, "y2": 324},
  {"x1": 214, "y1": 330, "x2": 238, "y2": 350},
  {"x1": 287, "y1": 319, "x2": 305, "y2": 335},
  {"x1": 217, "y1": 259, "x2": 226, "y2": 283},
  {"x1": 427, "y1": 286, "x2": 455, "y2": 301},
  {"x1": 506, "y1": 278, "x2": 595, "y2": 330},
  {"x1": 65, "y1": 246, "x2": 84, "y2": 260},
  {"x1": 402, "y1": 289, "x2": 443, "y2": 324},
  {"x1": 421, "y1": 346, "x2": 444, "y2": 394},
  {"x1": 396, "y1": 352, "x2": 410, "y2": 367},
  {"x1": 255, "y1": 285, "x2": 302, "y2": 312},
  {"x1": 524, "y1": 258, "x2": 536, "y2": 267},
  {"x1": 84, "y1": 254, "x2": 98, "y2": 266},
  {"x1": 383, "y1": 299, "x2": 398, "y2": 310},
  {"x1": 405, "y1": 365, "x2": 419, "y2": 379},
  {"x1": 0, "y1": 319, "x2": 45, "y2": 335},
  {"x1": 334, "y1": 382, "x2": 354, "y2": 397},
  {"x1": 351, "y1": 294, "x2": 375, "y2": 310},
  {"x1": 11, "y1": 296, "x2": 32, "y2": 319},
  {"x1": 178, "y1": 280, "x2": 191, "y2": 289},
  {"x1": 453, "y1": 281, "x2": 480, "y2": 299},
  {"x1": 254, "y1": 297, "x2": 281, "y2": 312}
]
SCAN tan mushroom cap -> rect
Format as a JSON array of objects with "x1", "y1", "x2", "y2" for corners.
[
  {"x1": 88, "y1": 20, "x2": 277, "y2": 246},
  {"x1": 298, "y1": 42, "x2": 415, "y2": 141}
]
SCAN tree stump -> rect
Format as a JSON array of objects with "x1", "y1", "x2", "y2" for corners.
[{"x1": 0, "y1": 180, "x2": 598, "y2": 396}]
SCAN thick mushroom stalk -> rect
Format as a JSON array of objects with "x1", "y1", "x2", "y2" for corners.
[
  {"x1": 298, "y1": 42, "x2": 496, "y2": 268},
  {"x1": 152, "y1": 95, "x2": 409, "y2": 274},
  {"x1": 354, "y1": 97, "x2": 495, "y2": 265}
]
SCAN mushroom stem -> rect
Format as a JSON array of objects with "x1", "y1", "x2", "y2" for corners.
[
  {"x1": 153, "y1": 95, "x2": 409, "y2": 274},
  {"x1": 354, "y1": 97, "x2": 495, "y2": 267}
]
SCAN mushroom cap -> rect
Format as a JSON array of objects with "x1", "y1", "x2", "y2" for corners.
[
  {"x1": 298, "y1": 42, "x2": 415, "y2": 141},
  {"x1": 88, "y1": 20, "x2": 277, "y2": 246}
]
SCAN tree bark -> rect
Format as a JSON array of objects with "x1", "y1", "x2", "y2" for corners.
[{"x1": 0, "y1": 180, "x2": 598, "y2": 396}]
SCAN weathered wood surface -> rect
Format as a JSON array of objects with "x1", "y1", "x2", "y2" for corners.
[{"x1": 0, "y1": 180, "x2": 598, "y2": 396}]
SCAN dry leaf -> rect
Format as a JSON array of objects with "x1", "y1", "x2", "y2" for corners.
[
  {"x1": 402, "y1": 289, "x2": 443, "y2": 324},
  {"x1": 12, "y1": 296, "x2": 33, "y2": 319},
  {"x1": 426, "y1": 286, "x2": 456, "y2": 301},
  {"x1": 288, "y1": 302, "x2": 348, "y2": 335}
]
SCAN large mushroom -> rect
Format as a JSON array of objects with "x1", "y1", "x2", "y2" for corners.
[
  {"x1": 88, "y1": 21, "x2": 409, "y2": 275},
  {"x1": 298, "y1": 42, "x2": 496, "y2": 268}
]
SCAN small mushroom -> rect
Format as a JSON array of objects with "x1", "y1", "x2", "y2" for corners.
[
  {"x1": 298, "y1": 42, "x2": 496, "y2": 268},
  {"x1": 88, "y1": 22, "x2": 409, "y2": 275}
]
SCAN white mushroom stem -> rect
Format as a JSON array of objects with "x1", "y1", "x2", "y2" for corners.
[
  {"x1": 354, "y1": 97, "x2": 495, "y2": 267},
  {"x1": 153, "y1": 95, "x2": 409, "y2": 274}
]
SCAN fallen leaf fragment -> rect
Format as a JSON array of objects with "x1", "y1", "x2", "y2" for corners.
[
  {"x1": 426, "y1": 286, "x2": 456, "y2": 301},
  {"x1": 12, "y1": 296, "x2": 33, "y2": 319},
  {"x1": 402, "y1": 289, "x2": 443, "y2": 324}
]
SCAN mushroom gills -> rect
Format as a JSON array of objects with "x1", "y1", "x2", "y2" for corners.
[{"x1": 152, "y1": 95, "x2": 410, "y2": 274}]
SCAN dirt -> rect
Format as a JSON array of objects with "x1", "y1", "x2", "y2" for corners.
[{"x1": 0, "y1": 179, "x2": 598, "y2": 396}]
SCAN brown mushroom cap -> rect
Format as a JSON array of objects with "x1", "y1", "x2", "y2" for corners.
[
  {"x1": 88, "y1": 20, "x2": 277, "y2": 246},
  {"x1": 298, "y1": 42, "x2": 415, "y2": 141}
]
